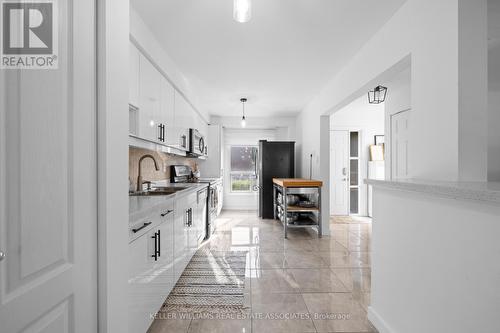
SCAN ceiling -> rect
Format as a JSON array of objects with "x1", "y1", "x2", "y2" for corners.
[{"x1": 131, "y1": 0, "x2": 407, "y2": 117}]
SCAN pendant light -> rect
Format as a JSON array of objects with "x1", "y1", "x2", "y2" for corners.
[
  {"x1": 368, "y1": 85, "x2": 388, "y2": 104},
  {"x1": 240, "y1": 98, "x2": 247, "y2": 128},
  {"x1": 234, "y1": 0, "x2": 252, "y2": 23}
]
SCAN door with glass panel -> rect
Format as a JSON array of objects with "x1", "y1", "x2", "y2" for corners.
[
  {"x1": 330, "y1": 130, "x2": 360, "y2": 215},
  {"x1": 0, "y1": 1, "x2": 97, "y2": 332},
  {"x1": 348, "y1": 131, "x2": 360, "y2": 215}
]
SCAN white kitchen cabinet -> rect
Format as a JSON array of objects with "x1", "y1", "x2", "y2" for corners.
[
  {"x1": 129, "y1": 43, "x2": 140, "y2": 108},
  {"x1": 173, "y1": 91, "x2": 191, "y2": 151},
  {"x1": 139, "y1": 54, "x2": 163, "y2": 143},
  {"x1": 200, "y1": 125, "x2": 224, "y2": 178},
  {"x1": 196, "y1": 188, "x2": 208, "y2": 244},
  {"x1": 173, "y1": 190, "x2": 205, "y2": 280},
  {"x1": 160, "y1": 76, "x2": 176, "y2": 146},
  {"x1": 154, "y1": 208, "x2": 175, "y2": 296},
  {"x1": 174, "y1": 192, "x2": 191, "y2": 280},
  {"x1": 128, "y1": 226, "x2": 164, "y2": 333},
  {"x1": 129, "y1": 200, "x2": 175, "y2": 333}
]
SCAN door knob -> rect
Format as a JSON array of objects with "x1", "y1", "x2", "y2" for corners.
[{"x1": 0, "y1": 251, "x2": 5, "y2": 262}]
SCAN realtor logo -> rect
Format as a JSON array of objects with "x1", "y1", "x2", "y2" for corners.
[{"x1": 1, "y1": 0, "x2": 58, "y2": 69}]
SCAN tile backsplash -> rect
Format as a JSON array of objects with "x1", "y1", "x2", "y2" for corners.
[{"x1": 129, "y1": 147, "x2": 197, "y2": 190}]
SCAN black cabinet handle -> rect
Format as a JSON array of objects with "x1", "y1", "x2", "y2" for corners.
[
  {"x1": 161, "y1": 124, "x2": 166, "y2": 142},
  {"x1": 157, "y1": 230, "x2": 161, "y2": 257},
  {"x1": 151, "y1": 232, "x2": 158, "y2": 261},
  {"x1": 161, "y1": 209, "x2": 173, "y2": 217},
  {"x1": 132, "y1": 222, "x2": 152, "y2": 233},
  {"x1": 185, "y1": 208, "x2": 193, "y2": 227}
]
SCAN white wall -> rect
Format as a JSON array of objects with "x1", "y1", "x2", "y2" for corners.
[
  {"x1": 209, "y1": 116, "x2": 297, "y2": 210},
  {"x1": 296, "y1": 0, "x2": 488, "y2": 182},
  {"x1": 488, "y1": 44, "x2": 500, "y2": 181},
  {"x1": 211, "y1": 115, "x2": 297, "y2": 141},
  {"x1": 130, "y1": 7, "x2": 209, "y2": 123},
  {"x1": 384, "y1": 68, "x2": 411, "y2": 180},
  {"x1": 222, "y1": 128, "x2": 277, "y2": 210},
  {"x1": 369, "y1": 188, "x2": 500, "y2": 333},
  {"x1": 330, "y1": 96, "x2": 385, "y2": 216}
]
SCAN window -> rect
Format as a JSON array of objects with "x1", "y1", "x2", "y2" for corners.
[{"x1": 230, "y1": 146, "x2": 258, "y2": 192}]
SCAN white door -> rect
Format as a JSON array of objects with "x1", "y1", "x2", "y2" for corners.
[
  {"x1": 0, "y1": 1, "x2": 97, "y2": 332},
  {"x1": 391, "y1": 110, "x2": 411, "y2": 179},
  {"x1": 330, "y1": 131, "x2": 349, "y2": 215}
]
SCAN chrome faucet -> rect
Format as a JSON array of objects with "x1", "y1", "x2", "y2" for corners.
[{"x1": 137, "y1": 154, "x2": 160, "y2": 192}]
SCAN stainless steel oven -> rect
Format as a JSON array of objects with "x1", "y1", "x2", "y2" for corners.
[{"x1": 189, "y1": 128, "x2": 207, "y2": 157}]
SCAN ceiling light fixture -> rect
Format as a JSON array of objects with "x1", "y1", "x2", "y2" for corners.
[
  {"x1": 240, "y1": 98, "x2": 247, "y2": 128},
  {"x1": 234, "y1": 0, "x2": 252, "y2": 23},
  {"x1": 368, "y1": 85, "x2": 388, "y2": 104}
]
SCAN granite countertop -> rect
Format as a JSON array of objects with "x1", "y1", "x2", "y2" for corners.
[
  {"x1": 129, "y1": 182, "x2": 209, "y2": 221},
  {"x1": 365, "y1": 178, "x2": 500, "y2": 204}
]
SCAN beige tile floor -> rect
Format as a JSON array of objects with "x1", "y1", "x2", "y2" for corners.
[{"x1": 148, "y1": 211, "x2": 377, "y2": 333}]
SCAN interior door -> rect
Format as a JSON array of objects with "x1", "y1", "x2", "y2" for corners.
[
  {"x1": 0, "y1": 1, "x2": 97, "y2": 332},
  {"x1": 330, "y1": 131, "x2": 349, "y2": 215},
  {"x1": 391, "y1": 110, "x2": 411, "y2": 179}
]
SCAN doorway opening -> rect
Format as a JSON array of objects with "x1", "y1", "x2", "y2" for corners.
[{"x1": 329, "y1": 95, "x2": 385, "y2": 218}]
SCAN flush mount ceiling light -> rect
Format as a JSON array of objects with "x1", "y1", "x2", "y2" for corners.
[
  {"x1": 234, "y1": 0, "x2": 252, "y2": 23},
  {"x1": 240, "y1": 98, "x2": 247, "y2": 128},
  {"x1": 368, "y1": 85, "x2": 388, "y2": 104}
]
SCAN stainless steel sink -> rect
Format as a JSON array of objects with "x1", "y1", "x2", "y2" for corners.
[{"x1": 129, "y1": 187, "x2": 188, "y2": 197}]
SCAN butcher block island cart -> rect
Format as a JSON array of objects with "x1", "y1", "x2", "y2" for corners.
[{"x1": 273, "y1": 178, "x2": 323, "y2": 238}]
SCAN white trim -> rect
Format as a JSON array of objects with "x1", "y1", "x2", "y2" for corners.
[
  {"x1": 365, "y1": 178, "x2": 500, "y2": 205},
  {"x1": 367, "y1": 307, "x2": 396, "y2": 333},
  {"x1": 97, "y1": 0, "x2": 129, "y2": 332}
]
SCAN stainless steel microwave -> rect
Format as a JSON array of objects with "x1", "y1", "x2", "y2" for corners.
[{"x1": 189, "y1": 129, "x2": 207, "y2": 157}]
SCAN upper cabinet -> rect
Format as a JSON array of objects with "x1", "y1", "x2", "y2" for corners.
[
  {"x1": 129, "y1": 41, "x2": 208, "y2": 155},
  {"x1": 129, "y1": 43, "x2": 140, "y2": 109},
  {"x1": 160, "y1": 76, "x2": 176, "y2": 146},
  {"x1": 139, "y1": 54, "x2": 162, "y2": 143},
  {"x1": 200, "y1": 125, "x2": 224, "y2": 177},
  {"x1": 174, "y1": 91, "x2": 192, "y2": 151}
]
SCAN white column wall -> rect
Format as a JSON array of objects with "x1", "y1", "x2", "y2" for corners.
[{"x1": 369, "y1": 188, "x2": 500, "y2": 333}]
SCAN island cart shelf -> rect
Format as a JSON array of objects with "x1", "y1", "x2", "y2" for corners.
[{"x1": 272, "y1": 178, "x2": 323, "y2": 238}]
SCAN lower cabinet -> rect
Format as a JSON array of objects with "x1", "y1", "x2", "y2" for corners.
[
  {"x1": 173, "y1": 197, "x2": 189, "y2": 281},
  {"x1": 174, "y1": 191, "x2": 199, "y2": 280},
  {"x1": 129, "y1": 187, "x2": 208, "y2": 333},
  {"x1": 129, "y1": 201, "x2": 174, "y2": 333}
]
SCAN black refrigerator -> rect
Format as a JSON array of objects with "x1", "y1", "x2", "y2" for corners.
[{"x1": 258, "y1": 140, "x2": 295, "y2": 219}]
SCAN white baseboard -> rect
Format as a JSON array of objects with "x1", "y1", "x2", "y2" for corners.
[{"x1": 367, "y1": 306, "x2": 396, "y2": 333}]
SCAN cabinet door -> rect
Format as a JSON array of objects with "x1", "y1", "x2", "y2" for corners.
[
  {"x1": 129, "y1": 43, "x2": 140, "y2": 108},
  {"x1": 187, "y1": 197, "x2": 200, "y2": 257},
  {"x1": 160, "y1": 76, "x2": 176, "y2": 146},
  {"x1": 197, "y1": 191, "x2": 208, "y2": 242},
  {"x1": 139, "y1": 55, "x2": 162, "y2": 142},
  {"x1": 173, "y1": 91, "x2": 190, "y2": 151},
  {"x1": 173, "y1": 200, "x2": 189, "y2": 280},
  {"x1": 187, "y1": 206, "x2": 197, "y2": 257},
  {"x1": 155, "y1": 210, "x2": 175, "y2": 299},
  {"x1": 128, "y1": 230, "x2": 158, "y2": 333}
]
